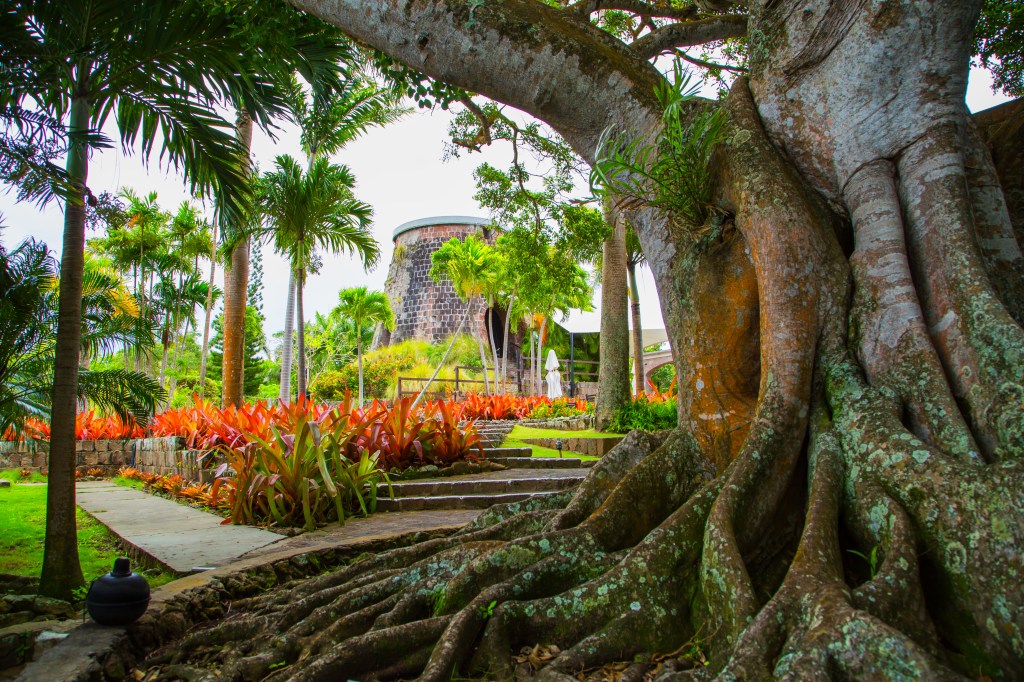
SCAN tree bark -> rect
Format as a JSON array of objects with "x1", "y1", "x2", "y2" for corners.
[
  {"x1": 626, "y1": 259, "x2": 644, "y2": 395},
  {"x1": 198, "y1": 227, "x2": 218, "y2": 398},
  {"x1": 471, "y1": 298, "x2": 490, "y2": 394},
  {"x1": 149, "y1": 2, "x2": 1024, "y2": 678},
  {"x1": 279, "y1": 273, "x2": 296, "y2": 403},
  {"x1": 356, "y1": 333, "x2": 364, "y2": 405},
  {"x1": 500, "y1": 287, "x2": 516, "y2": 391},
  {"x1": 296, "y1": 267, "x2": 307, "y2": 400},
  {"x1": 221, "y1": 237, "x2": 249, "y2": 407},
  {"x1": 595, "y1": 205, "x2": 630, "y2": 428},
  {"x1": 220, "y1": 110, "x2": 253, "y2": 408},
  {"x1": 39, "y1": 93, "x2": 89, "y2": 600}
]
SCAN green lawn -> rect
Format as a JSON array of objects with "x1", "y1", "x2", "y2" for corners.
[
  {"x1": 500, "y1": 425, "x2": 617, "y2": 460},
  {"x1": 0, "y1": 468, "x2": 48, "y2": 483},
  {"x1": 0, "y1": 481, "x2": 175, "y2": 587}
]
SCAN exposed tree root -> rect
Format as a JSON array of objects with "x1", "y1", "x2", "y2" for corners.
[{"x1": 139, "y1": 76, "x2": 1024, "y2": 682}]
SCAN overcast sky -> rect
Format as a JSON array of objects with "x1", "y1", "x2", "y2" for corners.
[{"x1": 0, "y1": 67, "x2": 1012, "y2": 345}]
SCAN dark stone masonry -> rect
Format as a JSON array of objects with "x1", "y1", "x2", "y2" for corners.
[{"x1": 380, "y1": 216, "x2": 495, "y2": 345}]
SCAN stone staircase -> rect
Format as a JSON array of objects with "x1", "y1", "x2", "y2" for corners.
[
  {"x1": 376, "y1": 448, "x2": 594, "y2": 512},
  {"x1": 473, "y1": 420, "x2": 518, "y2": 448}
]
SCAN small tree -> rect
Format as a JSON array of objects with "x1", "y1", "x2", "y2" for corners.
[
  {"x1": 429, "y1": 235, "x2": 500, "y2": 394},
  {"x1": 335, "y1": 287, "x2": 395, "y2": 404}
]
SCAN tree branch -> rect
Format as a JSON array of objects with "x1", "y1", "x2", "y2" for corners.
[
  {"x1": 631, "y1": 15, "x2": 748, "y2": 59},
  {"x1": 569, "y1": 0, "x2": 699, "y2": 21},
  {"x1": 676, "y1": 49, "x2": 747, "y2": 73}
]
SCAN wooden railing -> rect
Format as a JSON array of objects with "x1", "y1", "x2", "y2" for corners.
[{"x1": 396, "y1": 359, "x2": 599, "y2": 399}]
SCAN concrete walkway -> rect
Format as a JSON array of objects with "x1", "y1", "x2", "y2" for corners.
[
  {"x1": 76, "y1": 481, "x2": 284, "y2": 573},
  {"x1": 75, "y1": 481, "x2": 483, "y2": 575}
]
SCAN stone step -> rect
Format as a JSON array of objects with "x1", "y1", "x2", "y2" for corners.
[
  {"x1": 486, "y1": 457, "x2": 595, "y2": 469},
  {"x1": 482, "y1": 447, "x2": 533, "y2": 458},
  {"x1": 381, "y1": 474, "x2": 584, "y2": 498},
  {"x1": 376, "y1": 490, "x2": 565, "y2": 512}
]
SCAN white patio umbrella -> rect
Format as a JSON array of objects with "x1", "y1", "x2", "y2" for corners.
[{"x1": 545, "y1": 349, "x2": 563, "y2": 399}]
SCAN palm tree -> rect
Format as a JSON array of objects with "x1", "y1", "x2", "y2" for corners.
[
  {"x1": 0, "y1": 237, "x2": 163, "y2": 439},
  {"x1": 258, "y1": 155, "x2": 379, "y2": 398},
  {"x1": 0, "y1": 0, "x2": 340, "y2": 600},
  {"x1": 625, "y1": 222, "x2": 647, "y2": 395},
  {"x1": 429, "y1": 235, "x2": 500, "y2": 394},
  {"x1": 277, "y1": 77, "x2": 408, "y2": 402},
  {"x1": 336, "y1": 287, "x2": 395, "y2": 404}
]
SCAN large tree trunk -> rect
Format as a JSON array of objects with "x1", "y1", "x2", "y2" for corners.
[
  {"x1": 39, "y1": 94, "x2": 89, "y2": 601},
  {"x1": 220, "y1": 111, "x2": 253, "y2": 408},
  {"x1": 595, "y1": 205, "x2": 631, "y2": 428},
  {"x1": 279, "y1": 273, "x2": 296, "y2": 403},
  {"x1": 147, "y1": 1, "x2": 1024, "y2": 679}
]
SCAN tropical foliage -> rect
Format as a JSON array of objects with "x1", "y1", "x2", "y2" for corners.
[{"x1": 0, "y1": 237, "x2": 164, "y2": 439}]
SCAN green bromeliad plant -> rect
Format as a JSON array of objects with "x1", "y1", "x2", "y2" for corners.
[{"x1": 211, "y1": 408, "x2": 391, "y2": 531}]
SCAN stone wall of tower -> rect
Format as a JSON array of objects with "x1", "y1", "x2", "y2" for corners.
[{"x1": 382, "y1": 221, "x2": 494, "y2": 345}]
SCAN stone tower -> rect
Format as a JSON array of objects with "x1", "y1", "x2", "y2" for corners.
[{"x1": 378, "y1": 216, "x2": 505, "y2": 350}]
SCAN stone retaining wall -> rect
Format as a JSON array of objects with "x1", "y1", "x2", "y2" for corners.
[
  {"x1": 0, "y1": 437, "x2": 208, "y2": 479},
  {"x1": 518, "y1": 415, "x2": 595, "y2": 430},
  {"x1": 522, "y1": 435, "x2": 623, "y2": 457}
]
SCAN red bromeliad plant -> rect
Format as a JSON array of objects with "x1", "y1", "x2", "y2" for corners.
[{"x1": 423, "y1": 400, "x2": 485, "y2": 465}]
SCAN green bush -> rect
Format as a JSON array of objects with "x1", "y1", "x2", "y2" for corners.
[
  {"x1": 170, "y1": 377, "x2": 220, "y2": 408},
  {"x1": 527, "y1": 398, "x2": 594, "y2": 419},
  {"x1": 425, "y1": 334, "x2": 482, "y2": 369},
  {"x1": 311, "y1": 353, "x2": 417, "y2": 401},
  {"x1": 607, "y1": 397, "x2": 677, "y2": 433}
]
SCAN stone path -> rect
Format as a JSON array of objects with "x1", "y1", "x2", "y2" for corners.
[
  {"x1": 76, "y1": 452, "x2": 594, "y2": 573},
  {"x1": 76, "y1": 481, "x2": 283, "y2": 574}
]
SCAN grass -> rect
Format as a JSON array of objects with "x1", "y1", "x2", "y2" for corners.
[
  {"x1": 0, "y1": 480, "x2": 176, "y2": 588},
  {"x1": 1, "y1": 468, "x2": 48, "y2": 483},
  {"x1": 500, "y1": 425, "x2": 617, "y2": 461}
]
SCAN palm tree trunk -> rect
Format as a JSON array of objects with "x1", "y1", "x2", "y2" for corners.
[
  {"x1": 296, "y1": 268, "x2": 307, "y2": 399},
  {"x1": 594, "y1": 205, "x2": 631, "y2": 428},
  {"x1": 39, "y1": 93, "x2": 89, "y2": 601},
  {"x1": 501, "y1": 287, "x2": 517, "y2": 390},
  {"x1": 527, "y1": 326, "x2": 535, "y2": 395},
  {"x1": 356, "y1": 334, "x2": 364, "y2": 405},
  {"x1": 198, "y1": 227, "x2": 218, "y2": 398},
  {"x1": 222, "y1": 237, "x2": 249, "y2": 406},
  {"x1": 279, "y1": 273, "x2": 296, "y2": 402},
  {"x1": 220, "y1": 110, "x2": 253, "y2": 407},
  {"x1": 412, "y1": 304, "x2": 472, "y2": 410},
  {"x1": 472, "y1": 298, "x2": 490, "y2": 394},
  {"x1": 537, "y1": 314, "x2": 548, "y2": 397},
  {"x1": 627, "y1": 260, "x2": 644, "y2": 395},
  {"x1": 487, "y1": 303, "x2": 501, "y2": 393}
]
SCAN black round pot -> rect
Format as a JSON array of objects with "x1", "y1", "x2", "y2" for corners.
[{"x1": 86, "y1": 557, "x2": 151, "y2": 626}]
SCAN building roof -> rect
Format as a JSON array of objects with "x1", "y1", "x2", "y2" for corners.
[{"x1": 392, "y1": 215, "x2": 493, "y2": 241}]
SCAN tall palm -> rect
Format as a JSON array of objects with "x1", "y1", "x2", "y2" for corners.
[
  {"x1": 429, "y1": 235, "x2": 500, "y2": 394},
  {"x1": 0, "y1": 0, "x2": 339, "y2": 599},
  {"x1": 278, "y1": 77, "x2": 408, "y2": 402},
  {"x1": 625, "y1": 222, "x2": 647, "y2": 395},
  {"x1": 336, "y1": 287, "x2": 395, "y2": 404},
  {"x1": 259, "y1": 155, "x2": 379, "y2": 398}
]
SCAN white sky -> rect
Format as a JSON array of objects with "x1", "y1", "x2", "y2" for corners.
[{"x1": 0, "y1": 67, "x2": 1012, "y2": 344}]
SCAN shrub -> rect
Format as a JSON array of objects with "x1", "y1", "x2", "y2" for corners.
[
  {"x1": 527, "y1": 397, "x2": 593, "y2": 419},
  {"x1": 424, "y1": 334, "x2": 482, "y2": 369},
  {"x1": 607, "y1": 396, "x2": 678, "y2": 433},
  {"x1": 311, "y1": 352, "x2": 417, "y2": 401}
]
